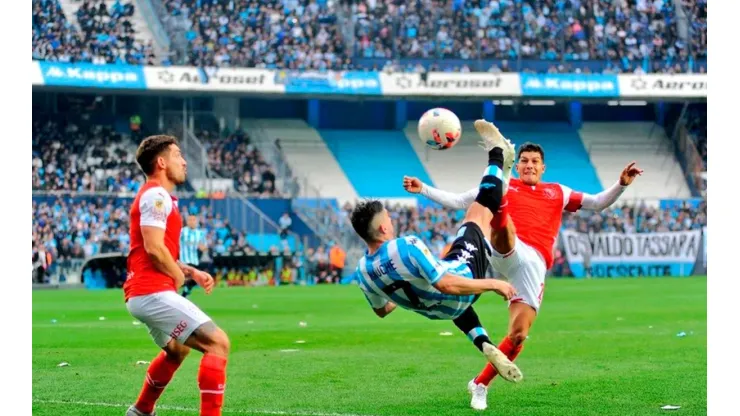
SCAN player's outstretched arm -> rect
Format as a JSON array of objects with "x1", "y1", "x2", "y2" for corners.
[
  {"x1": 571, "y1": 162, "x2": 643, "y2": 212},
  {"x1": 403, "y1": 176, "x2": 477, "y2": 209},
  {"x1": 434, "y1": 274, "x2": 516, "y2": 300},
  {"x1": 142, "y1": 226, "x2": 186, "y2": 288}
]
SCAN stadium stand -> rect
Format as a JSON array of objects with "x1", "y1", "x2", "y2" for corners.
[
  {"x1": 33, "y1": 0, "x2": 707, "y2": 73},
  {"x1": 32, "y1": 190, "x2": 706, "y2": 285},
  {"x1": 160, "y1": 0, "x2": 350, "y2": 69},
  {"x1": 561, "y1": 198, "x2": 706, "y2": 234},
  {"x1": 245, "y1": 119, "x2": 358, "y2": 202},
  {"x1": 579, "y1": 122, "x2": 691, "y2": 198},
  {"x1": 31, "y1": 193, "x2": 307, "y2": 284},
  {"x1": 338, "y1": 199, "x2": 709, "y2": 260},
  {"x1": 198, "y1": 128, "x2": 282, "y2": 196},
  {"x1": 350, "y1": 0, "x2": 708, "y2": 73},
  {"x1": 32, "y1": 118, "x2": 145, "y2": 192},
  {"x1": 318, "y1": 128, "x2": 435, "y2": 198},
  {"x1": 685, "y1": 104, "x2": 707, "y2": 164},
  {"x1": 30, "y1": 0, "x2": 708, "y2": 286},
  {"x1": 33, "y1": 0, "x2": 158, "y2": 64},
  {"x1": 408, "y1": 121, "x2": 603, "y2": 196}
]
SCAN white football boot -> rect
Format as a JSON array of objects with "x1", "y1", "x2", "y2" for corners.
[
  {"x1": 126, "y1": 405, "x2": 156, "y2": 416},
  {"x1": 467, "y1": 378, "x2": 489, "y2": 411},
  {"x1": 482, "y1": 342, "x2": 523, "y2": 383},
  {"x1": 474, "y1": 119, "x2": 516, "y2": 194}
]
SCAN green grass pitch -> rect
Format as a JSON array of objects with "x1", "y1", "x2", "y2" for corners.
[{"x1": 32, "y1": 277, "x2": 706, "y2": 416}]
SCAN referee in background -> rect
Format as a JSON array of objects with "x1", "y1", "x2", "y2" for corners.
[{"x1": 180, "y1": 214, "x2": 208, "y2": 298}]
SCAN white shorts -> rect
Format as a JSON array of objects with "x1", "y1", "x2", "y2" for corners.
[
  {"x1": 126, "y1": 291, "x2": 212, "y2": 348},
  {"x1": 489, "y1": 237, "x2": 547, "y2": 313}
]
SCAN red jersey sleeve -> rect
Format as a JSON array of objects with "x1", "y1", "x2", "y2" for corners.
[
  {"x1": 560, "y1": 184, "x2": 584, "y2": 212},
  {"x1": 139, "y1": 186, "x2": 173, "y2": 229}
]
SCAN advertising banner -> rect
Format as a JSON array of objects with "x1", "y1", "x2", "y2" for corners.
[
  {"x1": 274, "y1": 70, "x2": 382, "y2": 95},
  {"x1": 144, "y1": 66, "x2": 284, "y2": 93},
  {"x1": 520, "y1": 73, "x2": 620, "y2": 97},
  {"x1": 381, "y1": 72, "x2": 521, "y2": 97},
  {"x1": 38, "y1": 62, "x2": 147, "y2": 89},
  {"x1": 618, "y1": 74, "x2": 707, "y2": 98},
  {"x1": 561, "y1": 230, "x2": 702, "y2": 277}
]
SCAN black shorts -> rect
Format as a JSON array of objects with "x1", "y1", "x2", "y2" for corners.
[{"x1": 442, "y1": 221, "x2": 492, "y2": 280}]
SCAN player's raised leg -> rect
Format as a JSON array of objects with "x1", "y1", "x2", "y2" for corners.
[
  {"x1": 184, "y1": 322, "x2": 231, "y2": 416},
  {"x1": 461, "y1": 120, "x2": 526, "y2": 409},
  {"x1": 474, "y1": 119, "x2": 518, "y2": 257},
  {"x1": 446, "y1": 142, "x2": 523, "y2": 384}
]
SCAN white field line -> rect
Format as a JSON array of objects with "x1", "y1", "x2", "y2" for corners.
[{"x1": 32, "y1": 398, "x2": 381, "y2": 416}]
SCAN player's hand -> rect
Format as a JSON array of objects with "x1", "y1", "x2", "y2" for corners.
[
  {"x1": 490, "y1": 280, "x2": 517, "y2": 301},
  {"x1": 192, "y1": 270, "x2": 215, "y2": 294},
  {"x1": 619, "y1": 161, "x2": 643, "y2": 186},
  {"x1": 403, "y1": 176, "x2": 423, "y2": 194}
]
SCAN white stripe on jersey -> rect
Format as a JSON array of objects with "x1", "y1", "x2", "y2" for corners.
[{"x1": 355, "y1": 236, "x2": 477, "y2": 320}]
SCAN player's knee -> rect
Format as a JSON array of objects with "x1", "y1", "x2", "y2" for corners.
[
  {"x1": 508, "y1": 329, "x2": 528, "y2": 346},
  {"x1": 204, "y1": 327, "x2": 230, "y2": 356},
  {"x1": 164, "y1": 341, "x2": 191, "y2": 363}
]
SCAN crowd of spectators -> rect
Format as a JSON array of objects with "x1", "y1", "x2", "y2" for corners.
[
  {"x1": 33, "y1": 0, "x2": 156, "y2": 65},
  {"x1": 33, "y1": 0, "x2": 707, "y2": 74},
  {"x1": 32, "y1": 193, "x2": 706, "y2": 284},
  {"x1": 163, "y1": 0, "x2": 350, "y2": 69},
  {"x1": 31, "y1": 116, "x2": 282, "y2": 197},
  {"x1": 32, "y1": 119, "x2": 145, "y2": 193},
  {"x1": 31, "y1": 194, "x2": 344, "y2": 286},
  {"x1": 340, "y1": 199, "x2": 707, "y2": 261},
  {"x1": 31, "y1": 196, "x2": 281, "y2": 283},
  {"x1": 199, "y1": 129, "x2": 281, "y2": 196},
  {"x1": 561, "y1": 199, "x2": 706, "y2": 234},
  {"x1": 352, "y1": 0, "x2": 707, "y2": 73}
]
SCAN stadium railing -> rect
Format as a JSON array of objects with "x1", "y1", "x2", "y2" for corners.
[
  {"x1": 674, "y1": 117, "x2": 706, "y2": 198},
  {"x1": 147, "y1": 0, "x2": 191, "y2": 64},
  {"x1": 135, "y1": 0, "x2": 173, "y2": 62}
]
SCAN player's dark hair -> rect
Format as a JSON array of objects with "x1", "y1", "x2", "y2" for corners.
[
  {"x1": 517, "y1": 142, "x2": 545, "y2": 162},
  {"x1": 350, "y1": 199, "x2": 385, "y2": 242},
  {"x1": 136, "y1": 135, "x2": 178, "y2": 176}
]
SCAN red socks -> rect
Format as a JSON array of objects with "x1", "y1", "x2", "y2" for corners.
[
  {"x1": 474, "y1": 336, "x2": 524, "y2": 386},
  {"x1": 491, "y1": 196, "x2": 510, "y2": 231},
  {"x1": 198, "y1": 354, "x2": 228, "y2": 416},
  {"x1": 135, "y1": 351, "x2": 182, "y2": 413}
]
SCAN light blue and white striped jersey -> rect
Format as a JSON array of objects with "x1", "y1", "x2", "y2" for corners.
[
  {"x1": 354, "y1": 235, "x2": 474, "y2": 320},
  {"x1": 180, "y1": 227, "x2": 206, "y2": 266}
]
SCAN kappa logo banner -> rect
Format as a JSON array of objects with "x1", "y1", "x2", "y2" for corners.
[
  {"x1": 38, "y1": 62, "x2": 147, "y2": 89},
  {"x1": 381, "y1": 72, "x2": 521, "y2": 97},
  {"x1": 561, "y1": 230, "x2": 702, "y2": 278},
  {"x1": 618, "y1": 74, "x2": 707, "y2": 98},
  {"x1": 275, "y1": 70, "x2": 382, "y2": 95},
  {"x1": 144, "y1": 66, "x2": 283, "y2": 93},
  {"x1": 520, "y1": 73, "x2": 619, "y2": 97}
]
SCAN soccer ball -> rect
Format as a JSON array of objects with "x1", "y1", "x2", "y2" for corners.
[{"x1": 418, "y1": 108, "x2": 462, "y2": 150}]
